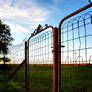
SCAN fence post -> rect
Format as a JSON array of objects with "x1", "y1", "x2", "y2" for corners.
[
  {"x1": 25, "y1": 41, "x2": 29, "y2": 90},
  {"x1": 52, "y1": 27, "x2": 58, "y2": 92}
]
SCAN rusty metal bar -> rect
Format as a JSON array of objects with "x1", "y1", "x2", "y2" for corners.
[
  {"x1": 8, "y1": 60, "x2": 25, "y2": 81},
  {"x1": 58, "y1": 3, "x2": 92, "y2": 92},
  {"x1": 25, "y1": 41, "x2": 29, "y2": 89},
  {"x1": 28, "y1": 26, "x2": 53, "y2": 41},
  {"x1": 27, "y1": 40, "x2": 29, "y2": 79},
  {"x1": 53, "y1": 28, "x2": 58, "y2": 92}
]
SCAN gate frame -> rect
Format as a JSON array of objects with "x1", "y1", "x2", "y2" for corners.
[
  {"x1": 58, "y1": 3, "x2": 92, "y2": 92},
  {"x1": 27, "y1": 26, "x2": 59, "y2": 92}
]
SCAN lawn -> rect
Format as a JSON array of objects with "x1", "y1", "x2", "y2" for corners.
[{"x1": 0, "y1": 64, "x2": 92, "y2": 92}]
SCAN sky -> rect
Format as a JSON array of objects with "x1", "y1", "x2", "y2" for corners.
[{"x1": 0, "y1": 0, "x2": 91, "y2": 45}]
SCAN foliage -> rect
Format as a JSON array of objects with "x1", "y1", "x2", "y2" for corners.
[
  {"x1": 0, "y1": 20, "x2": 13, "y2": 64},
  {"x1": 0, "y1": 56, "x2": 10, "y2": 65},
  {"x1": 0, "y1": 20, "x2": 13, "y2": 54}
]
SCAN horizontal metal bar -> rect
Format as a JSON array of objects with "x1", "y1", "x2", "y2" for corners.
[{"x1": 28, "y1": 26, "x2": 53, "y2": 41}]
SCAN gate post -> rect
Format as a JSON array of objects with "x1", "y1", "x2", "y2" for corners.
[
  {"x1": 25, "y1": 41, "x2": 29, "y2": 90},
  {"x1": 52, "y1": 27, "x2": 58, "y2": 92}
]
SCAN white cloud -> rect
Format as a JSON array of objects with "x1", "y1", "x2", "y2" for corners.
[
  {"x1": 6, "y1": 22, "x2": 30, "y2": 34},
  {"x1": 0, "y1": 0, "x2": 50, "y2": 46},
  {"x1": 12, "y1": 40, "x2": 22, "y2": 45},
  {"x1": 0, "y1": 3, "x2": 49, "y2": 23},
  {"x1": 0, "y1": 0, "x2": 50, "y2": 32}
]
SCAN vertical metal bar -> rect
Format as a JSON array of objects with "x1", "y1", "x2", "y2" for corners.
[
  {"x1": 42, "y1": 36, "x2": 43, "y2": 64},
  {"x1": 45, "y1": 34, "x2": 46, "y2": 61},
  {"x1": 53, "y1": 28, "x2": 58, "y2": 92},
  {"x1": 25, "y1": 41, "x2": 29, "y2": 89},
  {"x1": 72, "y1": 23, "x2": 74, "y2": 63},
  {"x1": 27, "y1": 41, "x2": 30, "y2": 88},
  {"x1": 48, "y1": 34, "x2": 50, "y2": 59},
  {"x1": 61, "y1": 28, "x2": 63, "y2": 64},
  {"x1": 58, "y1": 26, "x2": 61, "y2": 92},
  {"x1": 77, "y1": 20, "x2": 81, "y2": 63},
  {"x1": 40, "y1": 36, "x2": 41, "y2": 62},
  {"x1": 83, "y1": 18, "x2": 87, "y2": 63},
  {"x1": 67, "y1": 24, "x2": 69, "y2": 63}
]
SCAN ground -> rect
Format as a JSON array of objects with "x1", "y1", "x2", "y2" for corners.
[{"x1": 0, "y1": 64, "x2": 92, "y2": 92}]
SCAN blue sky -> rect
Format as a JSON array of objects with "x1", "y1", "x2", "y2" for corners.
[{"x1": 0, "y1": 0, "x2": 90, "y2": 45}]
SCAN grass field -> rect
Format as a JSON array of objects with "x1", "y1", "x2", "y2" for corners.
[{"x1": 0, "y1": 64, "x2": 92, "y2": 92}]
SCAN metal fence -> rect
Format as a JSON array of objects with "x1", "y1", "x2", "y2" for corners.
[
  {"x1": 60, "y1": 10, "x2": 92, "y2": 92},
  {"x1": 61, "y1": 11, "x2": 92, "y2": 64},
  {"x1": 8, "y1": 40, "x2": 25, "y2": 64},
  {"x1": 29, "y1": 30, "x2": 53, "y2": 64},
  {"x1": 58, "y1": 3, "x2": 92, "y2": 92},
  {"x1": 28, "y1": 28, "x2": 53, "y2": 92},
  {"x1": 7, "y1": 40, "x2": 26, "y2": 88},
  {"x1": 26, "y1": 26, "x2": 59, "y2": 92},
  {"x1": 8, "y1": 3, "x2": 92, "y2": 92}
]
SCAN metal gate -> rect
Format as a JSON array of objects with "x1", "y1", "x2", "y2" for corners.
[
  {"x1": 8, "y1": 3, "x2": 92, "y2": 92},
  {"x1": 58, "y1": 3, "x2": 92, "y2": 92},
  {"x1": 26, "y1": 26, "x2": 59, "y2": 92}
]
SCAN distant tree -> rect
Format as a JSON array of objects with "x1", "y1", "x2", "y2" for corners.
[
  {"x1": 0, "y1": 20, "x2": 13, "y2": 65},
  {"x1": 0, "y1": 56, "x2": 10, "y2": 65}
]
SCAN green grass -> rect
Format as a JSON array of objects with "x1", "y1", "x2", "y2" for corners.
[
  {"x1": 0, "y1": 64, "x2": 92, "y2": 92},
  {"x1": 61, "y1": 64, "x2": 92, "y2": 92}
]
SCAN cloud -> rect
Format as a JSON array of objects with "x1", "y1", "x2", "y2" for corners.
[
  {"x1": 6, "y1": 22, "x2": 30, "y2": 34},
  {"x1": 0, "y1": 0, "x2": 50, "y2": 32},
  {"x1": 0, "y1": 0, "x2": 51, "y2": 46},
  {"x1": 12, "y1": 40, "x2": 22, "y2": 45}
]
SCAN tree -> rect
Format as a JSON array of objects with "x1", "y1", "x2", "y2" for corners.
[{"x1": 0, "y1": 20, "x2": 13, "y2": 65}]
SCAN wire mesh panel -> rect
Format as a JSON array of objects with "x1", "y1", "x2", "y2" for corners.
[
  {"x1": 29, "y1": 29, "x2": 53, "y2": 92},
  {"x1": 8, "y1": 41, "x2": 25, "y2": 64},
  {"x1": 61, "y1": 11, "x2": 92, "y2": 92},
  {"x1": 29, "y1": 31, "x2": 53, "y2": 64},
  {"x1": 7, "y1": 41, "x2": 26, "y2": 92}
]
